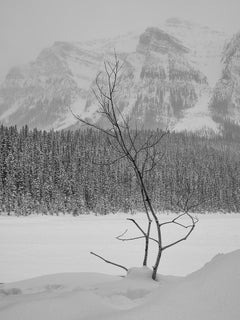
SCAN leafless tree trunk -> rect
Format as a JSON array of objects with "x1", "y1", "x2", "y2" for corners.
[{"x1": 72, "y1": 53, "x2": 201, "y2": 280}]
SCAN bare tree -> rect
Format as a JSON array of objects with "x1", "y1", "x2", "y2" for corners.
[{"x1": 73, "y1": 54, "x2": 200, "y2": 280}]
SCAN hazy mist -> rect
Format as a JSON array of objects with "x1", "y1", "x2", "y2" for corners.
[{"x1": 1, "y1": 0, "x2": 240, "y2": 80}]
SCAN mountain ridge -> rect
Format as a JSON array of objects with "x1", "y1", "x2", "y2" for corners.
[{"x1": 0, "y1": 18, "x2": 237, "y2": 132}]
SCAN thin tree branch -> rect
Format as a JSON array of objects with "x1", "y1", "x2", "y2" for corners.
[
  {"x1": 159, "y1": 213, "x2": 187, "y2": 227},
  {"x1": 116, "y1": 229, "x2": 128, "y2": 239},
  {"x1": 70, "y1": 108, "x2": 116, "y2": 138},
  {"x1": 127, "y1": 218, "x2": 146, "y2": 237},
  {"x1": 116, "y1": 229, "x2": 158, "y2": 244},
  {"x1": 117, "y1": 235, "x2": 145, "y2": 241},
  {"x1": 90, "y1": 252, "x2": 128, "y2": 272},
  {"x1": 162, "y1": 214, "x2": 199, "y2": 251}
]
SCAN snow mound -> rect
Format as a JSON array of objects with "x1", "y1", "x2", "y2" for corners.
[
  {"x1": 116, "y1": 249, "x2": 240, "y2": 320},
  {"x1": 188, "y1": 250, "x2": 240, "y2": 281},
  {"x1": 127, "y1": 266, "x2": 152, "y2": 280},
  {"x1": 0, "y1": 250, "x2": 239, "y2": 320}
]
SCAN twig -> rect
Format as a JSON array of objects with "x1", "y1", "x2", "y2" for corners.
[
  {"x1": 90, "y1": 251, "x2": 128, "y2": 272},
  {"x1": 127, "y1": 218, "x2": 146, "y2": 236},
  {"x1": 116, "y1": 224, "x2": 158, "y2": 244}
]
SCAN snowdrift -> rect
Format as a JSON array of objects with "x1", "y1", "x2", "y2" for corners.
[{"x1": 0, "y1": 250, "x2": 239, "y2": 320}]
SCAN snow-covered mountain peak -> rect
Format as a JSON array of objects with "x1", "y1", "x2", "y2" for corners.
[
  {"x1": 137, "y1": 27, "x2": 188, "y2": 55},
  {"x1": 165, "y1": 17, "x2": 225, "y2": 36},
  {"x1": 67, "y1": 31, "x2": 140, "y2": 55},
  {"x1": 163, "y1": 17, "x2": 229, "y2": 87},
  {"x1": 165, "y1": 17, "x2": 202, "y2": 29},
  {"x1": 0, "y1": 20, "x2": 238, "y2": 132}
]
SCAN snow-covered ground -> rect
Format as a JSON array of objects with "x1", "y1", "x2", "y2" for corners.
[
  {"x1": 1, "y1": 213, "x2": 240, "y2": 283},
  {"x1": 0, "y1": 213, "x2": 240, "y2": 320}
]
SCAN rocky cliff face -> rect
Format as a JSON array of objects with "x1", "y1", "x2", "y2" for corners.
[
  {"x1": 114, "y1": 27, "x2": 209, "y2": 129},
  {"x1": 0, "y1": 19, "x2": 232, "y2": 131},
  {"x1": 164, "y1": 17, "x2": 228, "y2": 87},
  {"x1": 210, "y1": 32, "x2": 240, "y2": 124}
]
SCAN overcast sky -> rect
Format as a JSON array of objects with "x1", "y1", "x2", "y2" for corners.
[{"x1": 0, "y1": 0, "x2": 240, "y2": 80}]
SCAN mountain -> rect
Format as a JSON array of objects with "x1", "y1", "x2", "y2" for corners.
[
  {"x1": 0, "y1": 19, "x2": 231, "y2": 131},
  {"x1": 94, "y1": 27, "x2": 211, "y2": 130},
  {"x1": 163, "y1": 18, "x2": 229, "y2": 131},
  {"x1": 0, "y1": 42, "x2": 104, "y2": 130},
  {"x1": 210, "y1": 32, "x2": 240, "y2": 124},
  {"x1": 164, "y1": 17, "x2": 228, "y2": 86}
]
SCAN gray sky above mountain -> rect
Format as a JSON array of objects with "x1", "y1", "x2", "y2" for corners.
[{"x1": 0, "y1": 0, "x2": 240, "y2": 80}]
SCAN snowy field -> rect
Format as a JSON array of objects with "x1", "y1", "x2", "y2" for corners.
[
  {"x1": 1, "y1": 213, "x2": 240, "y2": 283},
  {"x1": 0, "y1": 213, "x2": 240, "y2": 320}
]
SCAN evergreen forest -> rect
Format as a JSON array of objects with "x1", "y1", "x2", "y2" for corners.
[{"x1": 1, "y1": 122, "x2": 240, "y2": 215}]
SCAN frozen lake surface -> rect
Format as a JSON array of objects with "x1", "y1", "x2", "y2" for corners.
[{"x1": 1, "y1": 213, "x2": 240, "y2": 283}]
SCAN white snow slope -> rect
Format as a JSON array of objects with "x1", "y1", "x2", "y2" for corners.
[
  {"x1": 0, "y1": 251, "x2": 239, "y2": 320},
  {"x1": 0, "y1": 214, "x2": 240, "y2": 320}
]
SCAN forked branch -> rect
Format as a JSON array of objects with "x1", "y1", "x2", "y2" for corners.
[{"x1": 161, "y1": 213, "x2": 199, "y2": 251}]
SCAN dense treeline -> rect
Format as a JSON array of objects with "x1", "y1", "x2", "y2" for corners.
[{"x1": 1, "y1": 123, "x2": 240, "y2": 215}]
